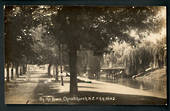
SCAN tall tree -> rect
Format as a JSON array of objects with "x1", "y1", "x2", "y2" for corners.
[
  {"x1": 5, "y1": 6, "x2": 40, "y2": 80},
  {"x1": 50, "y1": 6, "x2": 163, "y2": 94}
]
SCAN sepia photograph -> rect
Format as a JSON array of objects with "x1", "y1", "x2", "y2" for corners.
[{"x1": 4, "y1": 5, "x2": 167, "y2": 105}]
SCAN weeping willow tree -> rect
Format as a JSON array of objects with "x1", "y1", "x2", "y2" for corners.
[
  {"x1": 152, "y1": 37, "x2": 166, "y2": 68},
  {"x1": 102, "y1": 6, "x2": 166, "y2": 76},
  {"x1": 123, "y1": 36, "x2": 166, "y2": 76},
  {"x1": 124, "y1": 45, "x2": 153, "y2": 75}
]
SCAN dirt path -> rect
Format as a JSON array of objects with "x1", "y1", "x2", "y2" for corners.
[{"x1": 5, "y1": 72, "x2": 49, "y2": 104}]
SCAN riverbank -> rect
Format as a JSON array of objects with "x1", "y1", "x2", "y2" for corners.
[
  {"x1": 135, "y1": 67, "x2": 166, "y2": 80},
  {"x1": 135, "y1": 67, "x2": 167, "y2": 98}
]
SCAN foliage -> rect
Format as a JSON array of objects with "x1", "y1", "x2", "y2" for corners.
[{"x1": 5, "y1": 6, "x2": 37, "y2": 65}]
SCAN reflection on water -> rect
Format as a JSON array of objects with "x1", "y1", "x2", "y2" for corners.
[{"x1": 99, "y1": 74, "x2": 166, "y2": 98}]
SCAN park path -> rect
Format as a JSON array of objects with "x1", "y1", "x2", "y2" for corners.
[
  {"x1": 5, "y1": 71, "x2": 50, "y2": 104},
  {"x1": 52, "y1": 76, "x2": 166, "y2": 99},
  {"x1": 5, "y1": 71, "x2": 166, "y2": 104}
]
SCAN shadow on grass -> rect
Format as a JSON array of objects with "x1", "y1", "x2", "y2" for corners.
[
  {"x1": 32, "y1": 80, "x2": 166, "y2": 105},
  {"x1": 78, "y1": 86, "x2": 98, "y2": 89}
]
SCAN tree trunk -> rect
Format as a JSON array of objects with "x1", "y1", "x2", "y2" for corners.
[
  {"x1": 59, "y1": 43, "x2": 64, "y2": 86},
  {"x1": 11, "y1": 65, "x2": 14, "y2": 80},
  {"x1": 23, "y1": 65, "x2": 25, "y2": 74},
  {"x1": 96, "y1": 56, "x2": 101, "y2": 80},
  {"x1": 16, "y1": 64, "x2": 19, "y2": 78},
  {"x1": 23, "y1": 64, "x2": 27, "y2": 74},
  {"x1": 20, "y1": 65, "x2": 23, "y2": 75},
  {"x1": 6, "y1": 63, "x2": 10, "y2": 82},
  {"x1": 69, "y1": 48, "x2": 78, "y2": 94},
  {"x1": 55, "y1": 64, "x2": 58, "y2": 81},
  {"x1": 48, "y1": 64, "x2": 52, "y2": 77}
]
